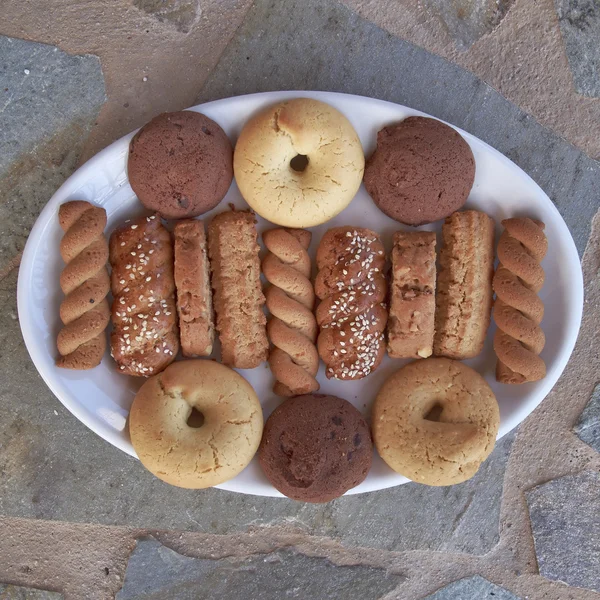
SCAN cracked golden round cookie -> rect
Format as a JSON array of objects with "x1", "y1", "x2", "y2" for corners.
[
  {"x1": 372, "y1": 357, "x2": 499, "y2": 486},
  {"x1": 129, "y1": 359, "x2": 263, "y2": 489},
  {"x1": 233, "y1": 98, "x2": 365, "y2": 228}
]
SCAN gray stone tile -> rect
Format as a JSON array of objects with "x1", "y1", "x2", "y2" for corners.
[
  {"x1": 574, "y1": 383, "x2": 600, "y2": 453},
  {"x1": 423, "y1": 575, "x2": 520, "y2": 599},
  {"x1": 196, "y1": 0, "x2": 482, "y2": 132},
  {"x1": 422, "y1": 0, "x2": 515, "y2": 51},
  {"x1": 0, "y1": 35, "x2": 105, "y2": 274},
  {"x1": 116, "y1": 536, "x2": 403, "y2": 600},
  {"x1": 526, "y1": 470, "x2": 600, "y2": 592},
  {"x1": 0, "y1": 583, "x2": 62, "y2": 599},
  {"x1": 555, "y1": 0, "x2": 600, "y2": 97},
  {"x1": 198, "y1": 0, "x2": 600, "y2": 255},
  {"x1": 0, "y1": 271, "x2": 513, "y2": 555},
  {"x1": 132, "y1": 0, "x2": 202, "y2": 33}
]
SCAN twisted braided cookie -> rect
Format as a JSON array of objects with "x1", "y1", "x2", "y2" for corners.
[
  {"x1": 493, "y1": 218, "x2": 548, "y2": 384},
  {"x1": 263, "y1": 228, "x2": 319, "y2": 397},
  {"x1": 56, "y1": 201, "x2": 110, "y2": 369},
  {"x1": 315, "y1": 227, "x2": 387, "y2": 380}
]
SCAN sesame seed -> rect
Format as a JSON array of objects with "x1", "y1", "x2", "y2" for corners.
[
  {"x1": 146, "y1": 277, "x2": 151, "y2": 282},
  {"x1": 131, "y1": 224, "x2": 138, "y2": 229}
]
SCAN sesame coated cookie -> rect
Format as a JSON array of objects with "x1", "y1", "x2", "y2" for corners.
[{"x1": 315, "y1": 227, "x2": 388, "y2": 380}]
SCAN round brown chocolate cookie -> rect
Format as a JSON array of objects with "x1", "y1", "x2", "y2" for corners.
[
  {"x1": 258, "y1": 394, "x2": 372, "y2": 502},
  {"x1": 364, "y1": 117, "x2": 475, "y2": 226},
  {"x1": 128, "y1": 111, "x2": 233, "y2": 219}
]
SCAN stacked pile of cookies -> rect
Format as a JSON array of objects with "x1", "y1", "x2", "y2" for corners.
[{"x1": 54, "y1": 99, "x2": 549, "y2": 501}]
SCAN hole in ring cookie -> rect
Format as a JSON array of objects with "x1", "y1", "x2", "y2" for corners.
[
  {"x1": 424, "y1": 403, "x2": 444, "y2": 422},
  {"x1": 290, "y1": 154, "x2": 309, "y2": 172},
  {"x1": 186, "y1": 407, "x2": 205, "y2": 428}
]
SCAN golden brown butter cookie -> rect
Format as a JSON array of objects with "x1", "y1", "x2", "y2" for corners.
[{"x1": 373, "y1": 358, "x2": 499, "y2": 486}]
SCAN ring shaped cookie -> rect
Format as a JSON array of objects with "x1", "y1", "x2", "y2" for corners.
[
  {"x1": 233, "y1": 99, "x2": 365, "y2": 228},
  {"x1": 129, "y1": 360, "x2": 263, "y2": 489},
  {"x1": 373, "y1": 358, "x2": 499, "y2": 486}
]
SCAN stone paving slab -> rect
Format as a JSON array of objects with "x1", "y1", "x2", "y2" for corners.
[
  {"x1": 0, "y1": 36, "x2": 105, "y2": 276},
  {"x1": 574, "y1": 383, "x2": 600, "y2": 453},
  {"x1": 0, "y1": 584, "x2": 62, "y2": 599},
  {"x1": 555, "y1": 0, "x2": 600, "y2": 97},
  {"x1": 0, "y1": 266, "x2": 514, "y2": 555},
  {"x1": 422, "y1": 0, "x2": 515, "y2": 51},
  {"x1": 526, "y1": 470, "x2": 600, "y2": 593},
  {"x1": 197, "y1": 0, "x2": 599, "y2": 256},
  {"x1": 423, "y1": 575, "x2": 520, "y2": 599},
  {"x1": 116, "y1": 537, "x2": 404, "y2": 600}
]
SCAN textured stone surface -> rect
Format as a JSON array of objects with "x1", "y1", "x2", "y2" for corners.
[
  {"x1": 0, "y1": 2, "x2": 599, "y2": 599},
  {"x1": 555, "y1": 0, "x2": 600, "y2": 97},
  {"x1": 574, "y1": 383, "x2": 600, "y2": 453},
  {"x1": 526, "y1": 471, "x2": 600, "y2": 592},
  {"x1": 116, "y1": 537, "x2": 403, "y2": 600},
  {"x1": 0, "y1": 585, "x2": 62, "y2": 599},
  {"x1": 197, "y1": 0, "x2": 599, "y2": 255},
  {"x1": 0, "y1": 265, "x2": 514, "y2": 555},
  {"x1": 133, "y1": 0, "x2": 202, "y2": 33},
  {"x1": 0, "y1": 35, "x2": 105, "y2": 276},
  {"x1": 342, "y1": 0, "x2": 600, "y2": 163},
  {"x1": 423, "y1": 575, "x2": 520, "y2": 599},
  {"x1": 423, "y1": 0, "x2": 515, "y2": 51}
]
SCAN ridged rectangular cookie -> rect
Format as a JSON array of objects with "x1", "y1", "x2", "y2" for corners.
[
  {"x1": 387, "y1": 231, "x2": 436, "y2": 359},
  {"x1": 207, "y1": 210, "x2": 268, "y2": 369},
  {"x1": 174, "y1": 220, "x2": 214, "y2": 358},
  {"x1": 434, "y1": 210, "x2": 495, "y2": 359}
]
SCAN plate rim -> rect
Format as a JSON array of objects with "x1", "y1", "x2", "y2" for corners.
[{"x1": 17, "y1": 90, "x2": 584, "y2": 496}]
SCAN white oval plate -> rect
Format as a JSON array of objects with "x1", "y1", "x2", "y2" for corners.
[{"x1": 18, "y1": 91, "x2": 583, "y2": 497}]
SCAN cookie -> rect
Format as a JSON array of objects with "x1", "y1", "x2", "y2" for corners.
[
  {"x1": 387, "y1": 230, "x2": 436, "y2": 359},
  {"x1": 174, "y1": 219, "x2": 214, "y2": 357},
  {"x1": 128, "y1": 111, "x2": 233, "y2": 219},
  {"x1": 373, "y1": 358, "x2": 499, "y2": 486},
  {"x1": 433, "y1": 210, "x2": 495, "y2": 359},
  {"x1": 129, "y1": 360, "x2": 263, "y2": 489},
  {"x1": 364, "y1": 117, "x2": 475, "y2": 226},
  {"x1": 233, "y1": 99, "x2": 364, "y2": 228},
  {"x1": 258, "y1": 394, "x2": 373, "y2": 502}
]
